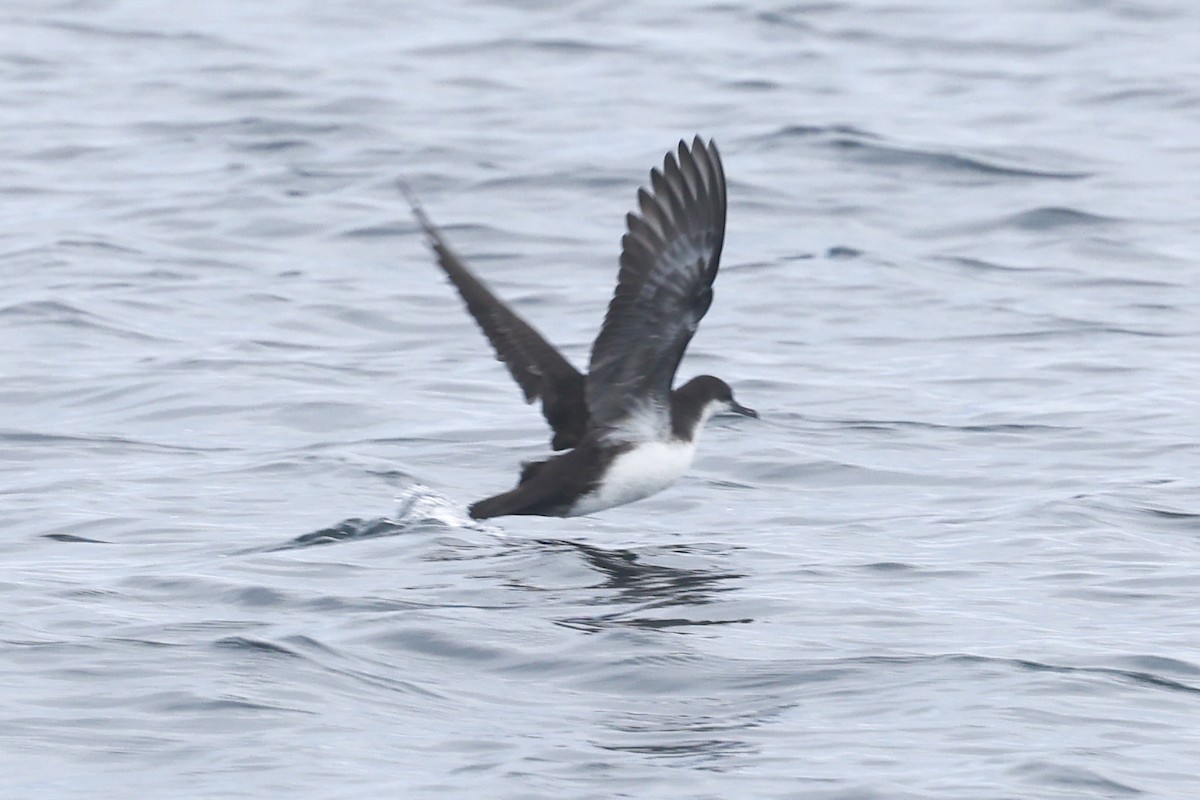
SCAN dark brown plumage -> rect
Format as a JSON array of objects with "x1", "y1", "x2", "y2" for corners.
[{"x1": 406, "y1": 138, "x2": 751, "y2": 520}]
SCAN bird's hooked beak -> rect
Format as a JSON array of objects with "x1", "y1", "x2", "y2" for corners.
[{"x1": 727, "y1": 400, "x2": 758, "y2": 419}]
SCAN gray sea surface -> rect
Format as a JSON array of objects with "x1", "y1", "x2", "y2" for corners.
[{"x1": 4, "y1": 1, "x2": 1200, "y2": 798}]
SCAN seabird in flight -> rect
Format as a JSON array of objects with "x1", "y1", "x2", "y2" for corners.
[{"x1": 406, "y1": 136, "x2": 756, "y2": 519}]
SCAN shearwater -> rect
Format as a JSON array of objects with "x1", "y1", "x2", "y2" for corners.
[{"x1": 406, "y1": 136, "x2": 756, "y2": 519}]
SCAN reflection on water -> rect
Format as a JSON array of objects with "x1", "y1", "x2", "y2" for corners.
[{"x1": 540, "y1": 538, "x2": 749, "y2": 632}]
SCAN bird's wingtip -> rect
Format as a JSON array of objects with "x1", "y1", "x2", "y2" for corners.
[
  {"x1": 397, "y1": 179, "x2": 437, "y2": 238},
  {"x1": 396, "y1": 179, "x2": 421, "y2": 214}
]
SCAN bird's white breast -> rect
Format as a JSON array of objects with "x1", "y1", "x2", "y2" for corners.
[{"x1": 567, "y1": 440, "x2": 697, "y2": 516}]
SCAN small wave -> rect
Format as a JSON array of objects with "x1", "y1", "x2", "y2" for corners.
[
  {"x1": 1115, "y1": 654, "x2": 1200, "y2": 677},
  {"x1": 412, "y1": 35, "x2": 621, "y2": 59},
  {"x1": 778, "y1": 652, "x2": 1200, "y2": 698},
  {"x1": 755, "y1": 9, "x2": 820, "y2": 30},
  {"x1": 237, "y1": 138, "x2": 309, "y2": 153},
  {"x1": 935, "y1": 255, "x2": 1047, "y2": 273},
  {"x1": 42, "y1": 533, "x2": 109, "y2": 544},
  {"x1": 763, "y1": 125, "x2": 1089, "y2": 180},
  {"x1": 833, "y1": 418, "x2": 1073, "y2": 435},
  {"x1": 725, "y1": 78, "x2": 780, "y2": 92},
  {"x1": 758, "y1": 122, "x2": 871, "y2": 141},
  {"x1": 0, "y1": 299, "x2": 91, "y2": 321},
  {"x1": 1005, "y1": 206, "x2": 1116, "y2": 231},
  {"x1": 833, "y1": 139, "x2": 1087, "y2": 180},
  {"x1": 340, "y1": 221, "x2": 408, "y2": 238},
  {"x1": 861, "y1": 561, "x2": 916, "y2": 572},
  {"x1": 46, "y1": 18, "x2": 236, "y2": 48},
  {"x1": 0, "y1": 429, "x2": 234, "y2": 454},
  {"x1": 0, "y1": 299, "x2": 165, "y2": 342},
  {"x1": 214, "y1": 636, "x2": 302, "y2": 658},
  {"x1": 526, "y1": 37, "x2": 623, "y2": 54},
  {"x1": 1141, "y1": 506, "x2": 1200, "y2": 522},
  {"x1": 1015, "y1": 761, "x2": 1143, "y2": 796},
  {"x1": 967, "y1": 654, "x2": 1200, "y2": 697},
  {"x1": 277, "y1": 518, "x2": 409, "y2": 550}
]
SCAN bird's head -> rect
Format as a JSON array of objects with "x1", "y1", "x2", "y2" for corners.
[{"x1": 672, "y1": 375, "x2": 757, "y2": 439}]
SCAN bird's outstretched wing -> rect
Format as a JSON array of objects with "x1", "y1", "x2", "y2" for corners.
[
  {"x1": 405, "y1": 189, "x2": 588, "y2": 451},
  {"x1": 585, "y1": 137, "x2": 727, "y2": 441}
]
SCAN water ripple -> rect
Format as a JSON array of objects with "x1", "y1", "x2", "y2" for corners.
[{"x1": 763, "y1": 124, "x2": 1090, "y2": 179}]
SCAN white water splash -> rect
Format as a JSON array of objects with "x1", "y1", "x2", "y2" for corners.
[{"x1": 391, "y1": 483, "x2": 505, "y2": 537}]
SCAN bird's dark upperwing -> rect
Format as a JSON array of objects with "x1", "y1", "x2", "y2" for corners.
[
  {"x1": 406, "y1": 191, "x2": 588, "y2": 451},
  {"x1": 585, "y1": 137, "x2": 727, "y2": 441}
]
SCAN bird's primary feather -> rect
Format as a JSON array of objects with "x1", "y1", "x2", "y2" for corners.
[{"x1": 585, "y1": 137, "x2": 727, "y2": 443}]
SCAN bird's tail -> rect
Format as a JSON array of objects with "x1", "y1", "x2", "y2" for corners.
[
  {"x1": 468, "y1": 459, "x2": 561, "y2": 520},
  {"x1": 469, "y1": 487, "x2": 532, "y2": 520}
]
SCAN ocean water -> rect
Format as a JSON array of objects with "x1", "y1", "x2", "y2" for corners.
[{"x1": 3, "y1": 1, "x2": 1200, "y2": 797}]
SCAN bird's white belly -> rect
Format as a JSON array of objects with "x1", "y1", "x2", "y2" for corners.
[{"x1": 568, "y1": 440, "x2": 696, "y2": 516}]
